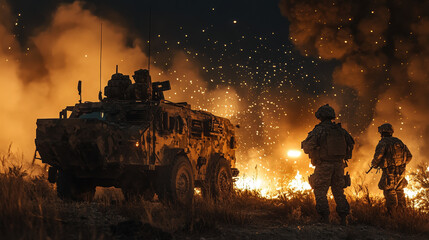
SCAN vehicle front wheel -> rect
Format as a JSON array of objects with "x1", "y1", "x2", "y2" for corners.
[
  {"x1": 166, "y1": 156, "x2": 194, "y2": 206},
  {"x1": 203, "y1": 158, "x2": 233, "y2": 200}
]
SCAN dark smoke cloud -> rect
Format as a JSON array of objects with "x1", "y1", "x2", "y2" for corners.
[{"x1": 279, "y1": 0, "x2": 429, "y2": 162}]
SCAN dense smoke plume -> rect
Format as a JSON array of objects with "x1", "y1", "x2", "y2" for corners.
[
  {"x1": 0, "y1": 1, "x2": 240, "y2": 162},
  {"x1": 279, "y1": 0, "x2": 429, "y2": 175},
  {"x1": 0, "y1": 0, "x2": 323, "y2": 195},
  {"x1": 0, "y1": 1, "x2": 148, "y2": 157}
]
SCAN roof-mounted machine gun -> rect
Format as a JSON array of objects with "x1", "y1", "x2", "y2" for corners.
[{"x1": 152, "y1": 81, "x2": 171, "y2": 100}]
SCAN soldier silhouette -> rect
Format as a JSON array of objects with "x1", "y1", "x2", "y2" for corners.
[
  {"x1": 371, "y1": 123, "x2": 412, "y2": 214},
  {"x1": 302, "y1": 104, "x2": 354, "y2": 225}
]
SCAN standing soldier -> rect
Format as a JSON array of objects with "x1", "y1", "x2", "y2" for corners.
[
  {"x1": 371, "y1": 123, "x2": 412, "y2": 214},
  {"x1": 301, "y1": 104, "x2": 354, "y2": 225}
]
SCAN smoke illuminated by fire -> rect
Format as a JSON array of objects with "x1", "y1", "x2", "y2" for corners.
[
  {"x1": 1, "y1": 0, "x2": 429, "y2": 204},
  {"x1": 279, "y1": 0, "x2": 429, "y2": 198},
  {"x1": 0, "y1": 1, "x2": 240, "y2": 157},
  {"x1": 0, "y1": 2, "x2": 150, "y2": 156}
]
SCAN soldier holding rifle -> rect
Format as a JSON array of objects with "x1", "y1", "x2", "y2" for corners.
[{"x1": 370, "y1": 123, "x2": 412, "y2": 214}]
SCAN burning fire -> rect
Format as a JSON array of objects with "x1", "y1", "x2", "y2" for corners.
[
  {"x1": 287, "y1": 170, "x2": 311, "y2": 192},
  {"x1": 404, "y1": 175, "x2": 421, "y2": 199},
  {"x1": 287, "y1": 149, "x2": 302, "y2": 158},
  {"x1": 235, "y1": 169, "x2": 311, "y2": 198},
  {"x1": 234, "y1": 147, "x2": 313, "y2": 199},
  {"x1": 403, "y1": 166, "x2": 429, "y2": 208},
  {"x1": 0, "y1": 0, "x2": 427, "y2": 212}
]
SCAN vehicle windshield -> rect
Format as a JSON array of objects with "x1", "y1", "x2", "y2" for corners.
[
  {"x1": 75, "y1": 104, "x2": 151, "y2": 126},
  {"x1": 79, "y1": 112, "x2": 105, "y2": 120}
]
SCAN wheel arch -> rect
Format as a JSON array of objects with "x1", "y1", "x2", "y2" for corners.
[
  {"x1": 162, "y1": 148, "x2": 189, "y2": 165},
  {"x1": 206, "y1": 153, "x2": 230, "y2": 177}
]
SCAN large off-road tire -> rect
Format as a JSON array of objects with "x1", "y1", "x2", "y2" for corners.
[
  {"x1": 203, "y1": 158, "x2": 233, "y2": 200},
  {"x1": 57, "y1": 171, "x2": 95, "y2": 201},
  {"x1": 163, "y1": 156, "x2": 194, "y2": 206}
]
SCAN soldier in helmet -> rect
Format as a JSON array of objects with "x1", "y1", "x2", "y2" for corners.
[
  {"x1": 301, "y1": 104, "x2": 354, "y2": 225},
  {"x1": 126, "y1": 69, "x2": 153, "y2": 101},
  {"x1": 371, "y1": 123, "x2": 412, "y2": 214}
]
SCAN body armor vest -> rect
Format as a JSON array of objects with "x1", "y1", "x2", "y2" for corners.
[
  {"x1": 320, "y1": 124, "x2": 347, "y2": 161},
  {"x1": 384, "y1": 137, "x2": 407, "y2": 167}
]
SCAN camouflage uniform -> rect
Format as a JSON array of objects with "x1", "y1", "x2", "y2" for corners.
[
  {"x1": 371, "y1": 124, "x2": 412, "y2": 213},
  {"x1": 302, "y1": 105, "x2": 354, "y2": 223}
]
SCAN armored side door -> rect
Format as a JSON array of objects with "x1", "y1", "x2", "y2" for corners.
[
  {"x1": 124, "y1": 106, "x2": 152, "y2": 166},
  {"x1": 153, "y1": 104, "x2": 188, "y2": 166}
]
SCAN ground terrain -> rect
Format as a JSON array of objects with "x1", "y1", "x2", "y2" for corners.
[
  {"x1": 1, "y1": 154, "x2": 429, "y2": 240},
  {"x1": 52, "y1": 191, "x2": 429, "y2": 240}
]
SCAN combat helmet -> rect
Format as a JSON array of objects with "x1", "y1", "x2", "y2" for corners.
[
  {"x1": 315, "y1": 104, "x2": 336, "y2": 121},
  {"x1": 378, "y1": 123, "x2": 394, "y2": 135}
]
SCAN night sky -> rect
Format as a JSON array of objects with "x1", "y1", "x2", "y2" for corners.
[{"x1": 7, "y1": 0, "x2": 337, "y2": 101}]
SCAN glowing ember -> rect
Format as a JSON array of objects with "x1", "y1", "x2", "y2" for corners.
[{"x1": 287, "y1": 149, "x2": 302, "y2": 158}]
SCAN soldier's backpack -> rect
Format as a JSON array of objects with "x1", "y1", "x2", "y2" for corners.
[
  {"x1": 386, "y1": 137, "x2": 407, "y2": 167},
  {"x1": 320, "y1": 124, "x2": 347, "y2": 160}
]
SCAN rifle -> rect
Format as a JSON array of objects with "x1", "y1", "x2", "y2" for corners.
[
  {"x1": 366, "y1": 165, "x2": 380, "y2": 174},
  {"x1": 366, "y1": 165, "x2": 375, "y2": 174}
]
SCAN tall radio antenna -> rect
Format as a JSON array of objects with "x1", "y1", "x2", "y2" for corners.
[
  {"x1": 147, "y1": 6, "x2": 152, "y2": 72},
  {"x1": 98, "y1": 23, "x2": 103, "y2": 101}
]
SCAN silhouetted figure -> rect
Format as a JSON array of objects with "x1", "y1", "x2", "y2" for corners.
[
  {"x1": 126, "y1": 69, "x2": 152, "y2": 101},
  {"x1": 371, "y1": 123, "x2": 412, "y2": 214},
  {"x1": 302, "y1": 104, "x2": 354, "y2": 225}
]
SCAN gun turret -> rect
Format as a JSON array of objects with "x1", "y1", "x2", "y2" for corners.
[{"x1": 152, "y1": 81, "x2": 171, "y2": 100}]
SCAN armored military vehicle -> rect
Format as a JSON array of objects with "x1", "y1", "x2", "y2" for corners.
[{"x1": 35, "y1": 68, "x2": 239, "y2": 206}]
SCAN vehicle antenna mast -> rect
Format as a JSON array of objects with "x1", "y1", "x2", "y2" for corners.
[
  {"x1": 147, "y1": 6, "x2": 152, "y2": 73},
  {"x1": 98, "y1": 23, "x2": 103, "y2": 101}
]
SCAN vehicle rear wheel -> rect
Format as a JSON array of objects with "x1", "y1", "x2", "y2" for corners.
[
  {"x1": 203, "y1": 158, "x2": 233, "y2": 200},
  {"x1": 164, "y1": 156, "x2": 194, "y2": 206},
  {"x1": 57, "y1": 170, "x2": 95, "y2": 201}
]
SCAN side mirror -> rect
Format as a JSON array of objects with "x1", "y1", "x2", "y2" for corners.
[{"x1": 230, "y1": 136, "x2": 237, "y2": 149}]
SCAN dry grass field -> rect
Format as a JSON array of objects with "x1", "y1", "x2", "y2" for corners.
[{"x1": 1, "y1": 149, "x2": 429, "y2": 240}]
